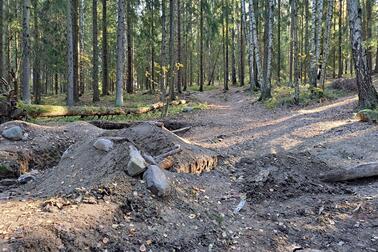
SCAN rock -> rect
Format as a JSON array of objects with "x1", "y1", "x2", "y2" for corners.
[
  {"x1": 143, "y1": 165, "x2": 170, "y2": 197},
  {"x1": 93, "y1": 138, "x2": 114, "y2": 152},
  {"x1": 2, "y1": 126, "x2": 23, "y2": 141},
  {"x1": 127, "y1": 145, "x2": 147, "y2": 176},
  {"x1": 18, "y1": 170, "x2": 39, "y2": 184},
  {"x1": 182, "y1": 107, "x2": 194, "y2": 113},
  {"x1": 0, "y1": 178, "x2": 18, "y2": 187}
]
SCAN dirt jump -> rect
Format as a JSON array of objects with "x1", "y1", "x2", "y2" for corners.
[{"x1": 0, "y1": 88, "x2": 378, "y2": 251}]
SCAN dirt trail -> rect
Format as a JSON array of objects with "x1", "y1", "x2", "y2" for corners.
[{"x1": 1, "y1": 88, "x2": 378, "y2": 251}]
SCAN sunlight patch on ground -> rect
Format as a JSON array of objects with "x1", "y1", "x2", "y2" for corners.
[
  {"x1": 297, "y1": 97, "x2": 358, "y2": 115},
  {"x1": 290, "y1": 120, "x2": 354, "y2": 139}
]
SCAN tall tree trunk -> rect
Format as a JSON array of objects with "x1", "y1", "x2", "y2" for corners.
[
  {"x1": 177, "y1": 0, "x2": 182, "y2": 93},
  {"x1": 32, "y1": 0, "x2": 41, "y2": 104},
  {"x1": 160, "y1": 0, "x2": 167, "y2": 101},
  {"x1": 239, "y1": 0, "x2": 245, "y2": 87},
  {"x1": 92, "y1": 0, "x2": 100, "y2": 102},
  {"x1": 21, "y1": 0, "x2": 31, "y2": 104},
  {"x1": 149, "y1": 0, "x2": 155, "y2": 92},
  {"x1": 304, "y1": 0, "x2": 309, "y2": 84},
  {"x1": 0, "y1": 0, "x2": 3, "y2": 78},
  {"x1": 67, "y1": 0, "x2": 75, "y2": 106},
  {"x1": 338, "y1": 0, "x2": 343, "y2": 77},
  {"x1": 261, "y1": 0, "x2": 273, "y2": 100},
  {"x1": 320, "y1": 0, "x2": 334, "y2": 89},
  {"x1": 115, "y1": 0, "x2": 125, "y2": 107},
  {"x1": 168, "y1": 0, "x2": 175, "y2": 100},
  {"x1": 79, "y1": 0, "x2": 85, "y2": 95},
  {"x1": 223, "y1": 1, "x2": 229, "y2": 91},
  {"x1": 365, "y1": 0, "x2": 373, "y2": 72},
  {"x1": 72, "y1": 0, "x2": 80, "y2": 101},
  {"x1": 292, "y1": 0, "x2": 300, "y2": 103},
  {"x1": 289, "y1": 0, "x2": 294, "y2": 84},
  {"x1": 231, "y1": 0, "x2": 237, "y2": 86},
  {"x1": 199, "y1": 0, "x2": 204, "y2": 92},
  {"x1": 102, "y1": 0, "x2": 109, "y2": 95},
  {"x1": 126, "y1": 0, "x2": 133, "y2": 94},
  {"x1": 248, "y1": 0, "x2": 262, "y2": 92},
  {"x1": 277, "y1": 0, "x2": 281, "y2": 84},
  {"x1": 309, "y1": 0, "x2": 323, "y2": 87},
  {"x1": 347, "y1": 0, "x2": 378, "y2": 108}
]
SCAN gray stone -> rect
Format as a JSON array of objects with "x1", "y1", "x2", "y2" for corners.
[
  {"x1": 143, "y1": 165, "x2": 170, "y2": 197},
  {"x1": 93, "y1": 138, "x2": 114, "y2": 152},
  {"x1": 0, "y1": 178, "x2": 18, "y2": 187},
  {"x1": 2, "y1": 126, "x2": 23, "y2": 141},
  {"x1": 18, "y1": 170, "x2": 39, "y2": 184},
  {"x1": 127, "y1": 145, "x2": 147, "y2": 176},
  {"x1": 182, "y1": 107, "x2": 194, "y2": 113}
]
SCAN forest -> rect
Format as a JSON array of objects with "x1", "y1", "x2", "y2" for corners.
[{"x1": 0, "y1": 0, "x2": 378, "y2": 251}]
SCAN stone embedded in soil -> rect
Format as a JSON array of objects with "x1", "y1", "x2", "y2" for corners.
[
  {"x1": 18, "y1": 170, "x2": 39, "y2": 184},
  {"x1": 143, "y1": 165, "x2": 170, "y2": 197},
  {"x1": 127, "y1": 145, "x2": 147, "y2": 176},
  {"x1": 2, "y1": 126, "x2": 23, "y2": 141},
  {"x1": 0, "y1": 178, "x2": 18, "y2": 186},
  {"x1": 182, "y1": 107, "x2": 194, "y2": 113},
  {"x1": 93, "y1": 138, "x2": 114, "y2": 152}
]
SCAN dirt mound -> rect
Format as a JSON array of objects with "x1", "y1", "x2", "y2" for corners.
[
  {"x1": 237, "y1": 152, "x2": 350, "y2": 203},
  {"x1": 330, "y1": 78, "x2": 357, "y2": 92},
  {"x1": 0, "y1": 121, "x2": 103, "y2": 179},
  {"x1": 27, "y1": 122, "x2": 218, "y2": 197}
]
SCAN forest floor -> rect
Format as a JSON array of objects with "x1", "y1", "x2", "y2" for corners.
[{"x1": 0, "y1": 81, "x2": 378, "y2": 251}]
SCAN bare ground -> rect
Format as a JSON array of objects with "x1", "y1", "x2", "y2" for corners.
[{"x1": 1, "y1": 87, "x2": 378, "y2": 252}]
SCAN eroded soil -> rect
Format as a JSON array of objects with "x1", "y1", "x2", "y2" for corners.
[{"x1": 1, "y1": 87, "x2": 378, "y2": 252}]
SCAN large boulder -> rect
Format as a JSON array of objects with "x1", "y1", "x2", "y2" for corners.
[
  {"x1": 2, "y1": 126, "x2": 23, "y2": 141},
  {"x1": 143, "y1": 165, "x2": 170, "y2": 197}
]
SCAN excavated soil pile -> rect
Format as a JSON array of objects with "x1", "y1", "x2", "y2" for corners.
[
  {"x1": 0, "y1": 121, "x2": 103, "y2": 179},
  {"x1": 237, "y1": 152, "x2": 351, "y2": 203},
  {"x1": 28, "y1": 122, "x2": 218, "y2": 197}
]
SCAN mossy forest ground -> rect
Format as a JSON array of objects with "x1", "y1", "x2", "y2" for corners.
[{"x1": 0, "y1": 78, "x2": 378, "y2": 251}]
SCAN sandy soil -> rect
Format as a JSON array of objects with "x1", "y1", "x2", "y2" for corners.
[{"x1": 1, "y1": 87, "x2": 378, "y2": 252}]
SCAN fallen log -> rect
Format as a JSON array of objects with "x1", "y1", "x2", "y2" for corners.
[
  {"x1": 320, "y1": 162, "x2": 378, "y2": 182},
  {"x1": 20, "y1": 100, "x2": 187, "y2": 118}
]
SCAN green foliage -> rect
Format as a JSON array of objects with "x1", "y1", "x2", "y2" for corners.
[
  {"x1": 264, "y1": 85, "x2": 346, "y2": 109},
  {"x1": 356, "y1": 109, "x2": 378, "y2": 123}
]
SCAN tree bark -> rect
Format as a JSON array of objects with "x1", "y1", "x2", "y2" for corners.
[
  {"x1": 168, "y1": 0, "x2": 175, "y2": 100},
  {"x1": 338, "y1": 0, "x2": 343, "y2": 78},
  {"x1": 126, "y1": 0, "x2": 133, "y2": 94},
  {"x1": 292, "y1": 0, "x2": 299, "y2": 104},
  {"x1": 248, "y1": 0, "x2": 262, "y2": 92},
  {"x1": 72, "y1": 0, "x2": 80, "y2": 102},
  {"x1": 92, "y1": 0, "x2": 100, "y2": 102},
  {"x1": 320, "y1": 163, "x2": 378, "y2": 182},
  {"x1": 0, "y1": 0, "x2": 3, "y2": 78},
  {"x1": 32, "y1": 0, "x2": 41, "y2": 104},
  {"x1": 309, "y1": 0, "x2": 323, "y2": 87},
  {"x1": 160, "y1": 0, "x2": 167, "y2": 101},
  {"x1": 261, "y1": 0, "x2": 273, "y2": 100},
  {"x1": 347, "y1": 0, "x2": 378, "y2": 108},
  {"x1": 239, "y1": 0, "x2": 245, "y2": 87},
  {"x1": 79, "y1": 0, "x2": 85, "y2": 95},
  {"x1": 231, "y1": 0, "x2": 237, "y2": 86},
  {"x1": 277, "y1": 0, "x2": 281, "y2": 84},
  {"x1": 67, "y1": 0, "x2": 75, "y2": 106},
  {"x1": 177, "y1": 0, "x2": 182, "y2": 93},
  {"x1": 102, "y1": 0, "x2": 109, "y2": 96},
  {"x1": 320, "y1": 0, "x2": 334, "y2": 89},
  {"x1": 21, "y1": 0, "x2": 31, "y2": 104},
  {"x1": 115, "y1": 0, "x2": 125, "y2": 107},
  {"x1": 366, "y1": 0, "x2": 372, "y2": 72},
  {"x1": 199, "y1": 0, "x2": 204, "y2": 92}
]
